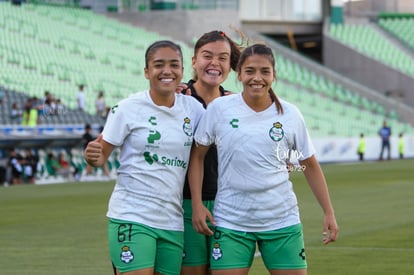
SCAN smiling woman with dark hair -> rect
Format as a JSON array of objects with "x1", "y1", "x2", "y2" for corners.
[
  {"x1": 179, "y1": 30, "x2": 242, "y2": 275},
  {"x1": 188, "y1": 43, "x2": 339, "y2": 275},
  {"x1": 84, "y1": 40, "x2": 205, "y2": 275}
]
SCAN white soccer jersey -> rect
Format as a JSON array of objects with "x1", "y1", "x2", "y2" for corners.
[
  {"x1": 103, "y1": 90, "x2": 204, "y2": 231},
  {"x1": 194, "y1": 93, "x2": 315, "y2": 232}
]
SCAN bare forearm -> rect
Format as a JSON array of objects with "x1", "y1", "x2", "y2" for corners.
[
  {"x1": 300, "y1": 156, "x2": 334, "y2": 215},
  {"x1": 300, "y1": 155, "x2": 339, "y2": 244},
  {"x1": 187, "y1": 144, "x2": 215, "y2": 235},
  {"x1": 188, "y1": 145, "x2": 207, "y2": 205}
]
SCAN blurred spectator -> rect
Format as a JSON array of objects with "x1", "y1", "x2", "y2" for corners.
[
  {"x1": 44, "y1": 91, "x2": 52, "y2": 102},
  {"x1": 357, "y1": 133, "x2": 366, "y2": 161},
  {"x1": 95, "y1": 91, "x2": 106, "y2": 118},
  {"x1": 58, "y1": 151, "x2": 71, "y2": 169},
  {"x1": 22, "y1": 97, "x2": 38, "y2": 127},
  {"x1": 398, "y1": 133, "x2": 404, "y2": 159},
  {"x1": 31, "y1": 96, "x2": 43, "y2": 124},
  {"x1": 58, "y1": 151, "x2": 81, "y2": 180},
  {"x1": 49, "y1": 95, "x2": 57, "y2": 114},
  {"x1": 45, "y1": 152, "x2": 71, "y2": 178},
  {"x1": 77, "y1": 84, "x2": 86, "y2": 112},
  {"x1": 43, "y1": 97, "x2": 55, "y2": 116},
  {"x1": 55, "y1": 98, "x2": 65, "y2": 115},
  {"x1": 8, "y1": 148, "x2": 23, "y2": 185},
  {"x1": 378, "y1": 120, "x2": 391, "y2": 160},
  {"x1": 0, "y1": 165, "x2": 5, "y2": 186},
  {"x1": 24, "y1": 149, "x2": 39, "y2": 184},
  {"x1": 10, "y1": 102, "x2": 23, "y2": 124},
  {"x1": 41, "y1": 91, "x2": 51, "y2": 113},
  {"x1": 44, "y1": 93, "x2": 63, "y2": 116}
]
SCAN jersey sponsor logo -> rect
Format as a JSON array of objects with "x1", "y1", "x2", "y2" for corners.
[
  {"x1": 161, "y1": 156, "x2": 187, "y2": 168},
  {"x1": 144, "y1": 116, "x2": 192, "y2": 161},
  {"x1": 147, "y1": 130, "x2": 161, "y2": 144},
  {"x1": 144, "y1": 152, "x2": 159, "y2": 164},
  {"x1": 143, "y1": 152, "x2": 187, "y2": 169}
]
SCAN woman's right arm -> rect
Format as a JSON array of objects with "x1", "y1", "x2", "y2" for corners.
[
  {"x1": 84, "y1": 134, "x2": 114, "y2": 167},
  {"x1": 187, "y1": 143, "x2": 215, "y2": 236}
]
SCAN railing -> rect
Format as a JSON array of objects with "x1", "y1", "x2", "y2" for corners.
[
  {"x1": 27, "y1": 0, "x2": 81, "y2": 7},
  {"x1": 343, "y1": 0, "x2": 414, "y2": 17},
  {"x1": 115, "y1": 0, "x2": 238, "y2": 12}
]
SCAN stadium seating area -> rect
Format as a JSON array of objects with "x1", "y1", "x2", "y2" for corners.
[
  {"x1": 1, "y1": 2, "x2": 414, "y2": 182},
  {"x1": 0, "y1": 2, "x2": 413, "y2": 139},
  {"x1": 329, "y1": 22, "x2": 414, "y2": 76},
  {"x1": 378, "y1": 16, "x2": 414, "y2": 51},
  {"x1": 0, "y1": 2, "x2": 193, "y2": 112},
  {"x1": 0, "y1": 88, "x2": 103, "y2": 125},
  {"x1": 273, "y1": 56, "x2": 412, "y2": 137}
]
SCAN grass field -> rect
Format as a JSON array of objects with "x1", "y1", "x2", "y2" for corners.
[{"x1": 1, "y1": 159, "x2": 413, "y2": 274}]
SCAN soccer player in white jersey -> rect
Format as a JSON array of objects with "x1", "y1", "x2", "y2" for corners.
[
  {"x1": 84, "y1": 40, "x2": 205, "y2": 275},
  {"x1": 188, "y1": 44, "x2": 339, "y2": 275},
  {"x1": 179, "y1": 30, "x2": 241, "y2": 275}
]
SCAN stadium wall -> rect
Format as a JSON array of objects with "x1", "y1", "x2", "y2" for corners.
[
  {"x1": 311, "y1": 135, "x2": 414, "y2": 163},
  {"x1": 105, "y1": 9, "x2": 240, "y2": 45}
]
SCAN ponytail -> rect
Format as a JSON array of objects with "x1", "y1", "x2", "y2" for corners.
[{"x1": 269, "y1": 88, "x2": 283, "y2": 115}]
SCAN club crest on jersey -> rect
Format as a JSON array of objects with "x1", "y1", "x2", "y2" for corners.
[
  {"x1": 269, "y1": 122, "x2": 284, "y2": 142},
  {"x1": 211, "y1": 242, "x2": 223, "y2": 261},
  {"x1": 182, "y1": 117, "x2": 193, "y2": 137},
  {"x1": 120, "y1": 245, "x2": 134, "y2": 264},
  {"x1": 183, "y1": 117, "x2": 193, "y2": 146}
]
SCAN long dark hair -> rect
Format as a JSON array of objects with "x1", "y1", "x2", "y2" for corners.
[{"x1": 237, "y1": 44, "x2": 283, "y2": 114}]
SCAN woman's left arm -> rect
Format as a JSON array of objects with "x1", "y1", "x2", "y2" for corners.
[{"x1": 299, "y1": 155, "x2": 339, "y2": 245}]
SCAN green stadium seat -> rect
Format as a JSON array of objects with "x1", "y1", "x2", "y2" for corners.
[
  {"x1": 330, "y1": 22, "x2": 414, "y2": 76},
  {"x1": 0, "y1": 2, "x2": 413, "y2": 138}
]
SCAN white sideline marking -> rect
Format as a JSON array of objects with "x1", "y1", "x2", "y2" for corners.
[{"x1": 307, "y1": 246, "x2": 414, "y2": 252}]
